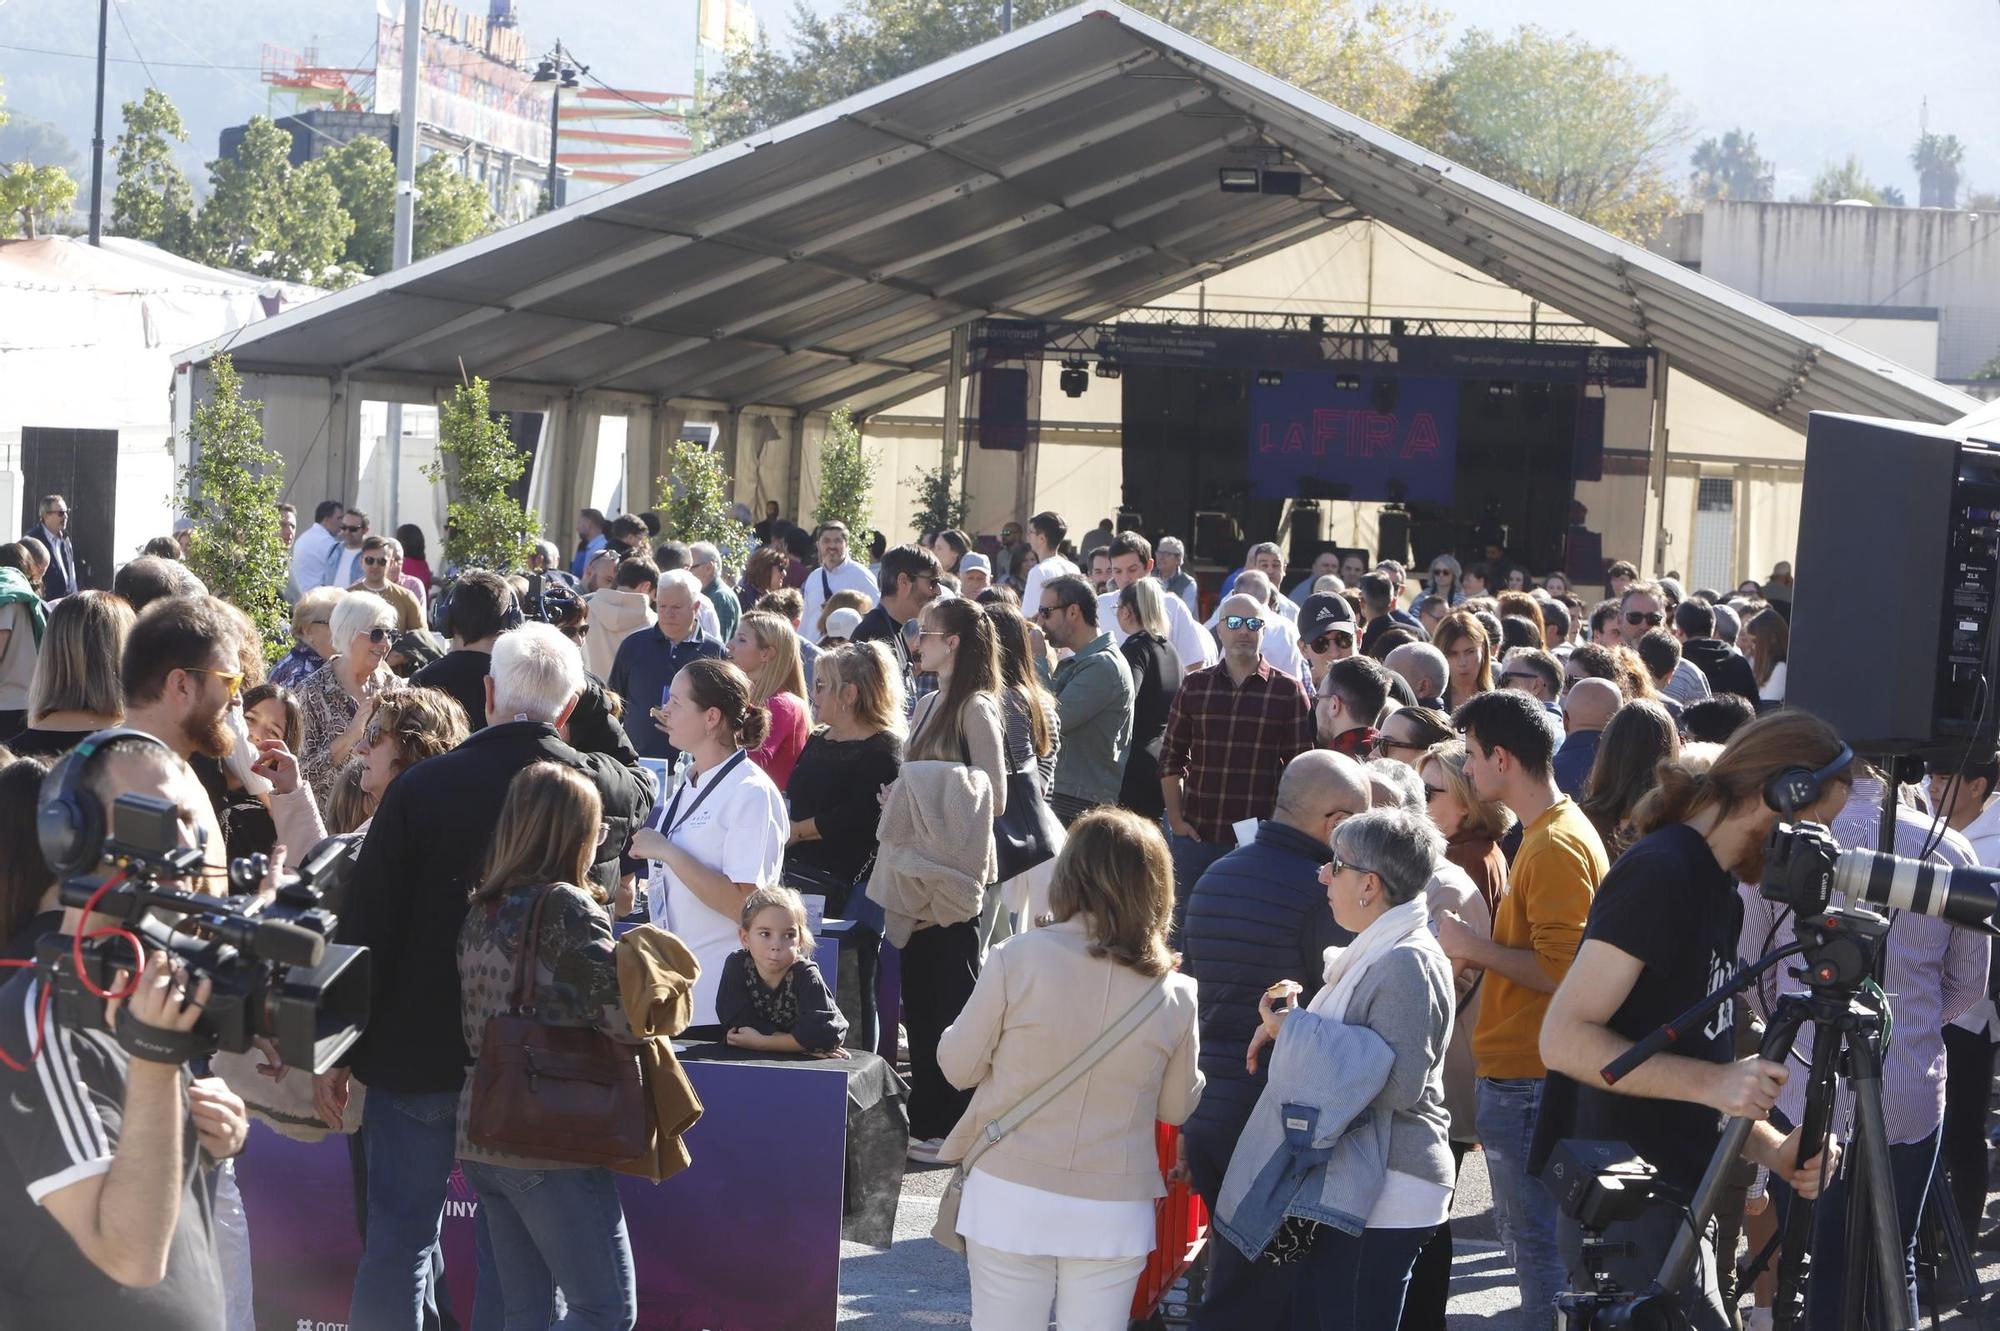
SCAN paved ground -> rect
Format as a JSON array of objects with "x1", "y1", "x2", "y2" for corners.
[{"x1": 837, "y1": 1147, "x2": 2000, "y2": 1327}]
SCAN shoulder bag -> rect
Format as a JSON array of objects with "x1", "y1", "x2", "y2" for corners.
[
  {"x1": 932, "y1": 980, "x2": 1171, "y2": 1254},
  {"x1": 467, "y1": 886, "x2": 650, "y2": 1166},
  {"x1": 992, "y1": 693, "x2": 1063, "y2": 882}
]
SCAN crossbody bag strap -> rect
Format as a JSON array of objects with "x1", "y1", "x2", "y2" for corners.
[
  {"x1": 511, "y1": 886, "x2": 558, "y2": 1015},
  {"x1": 957, "y1": 981, "x2": 1170, "y2": 1174}
]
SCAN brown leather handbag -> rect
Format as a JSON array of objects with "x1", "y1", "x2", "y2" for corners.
[{"x1": 467, "y1": 886, "x2": 649, "y2": 1166}]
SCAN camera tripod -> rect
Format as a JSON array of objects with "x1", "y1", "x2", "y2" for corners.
[{"x1": 1591, "y1": 907, "x2": 1916, "y2": 1330}]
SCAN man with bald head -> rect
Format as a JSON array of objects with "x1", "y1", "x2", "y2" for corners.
[
  {"x1": 1161, "y1": 590, "x2": 1316, "y2": 913},
  {"x1": 1218, "y1": 569, "x2": 1309, "y2": 680},
  {"x1": 1386, "y1": 640, "x2": 1448, "y2": 710},
  {"x1": 1555, "y1": 676, "x2": 1621, "y2": 797},
  {"x1": 1179, "y1": 749, "x2": 1371, "y2": 1326}
]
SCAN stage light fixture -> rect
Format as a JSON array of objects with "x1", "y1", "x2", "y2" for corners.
[
  {"x1": 1389, "y1": 318, "x2": 1408, "y2": 338},
  {"x1": 1219, "y1": 167, "x2": 1261, "y2": 193},
  {"x1": 1488, "y1": 380, "x2": 1516, "y2": 399},
  {"x1": 1059, "y1": 355, "x2": 1090, "y2": 397},
  {"x1": 1308, "y1": 314, "x2": 1326, "y2": 334},
  {"x1": 1259, "y1": 169, "x2": 1304, "y2": 196},
  {"x1": 1334, "y1": 373, "x2": 1362, "y2": 392},
  {"x1": 1257, "y1": 370, "x2": 1283, "y2": 387},
  {"x1": 1095, "y1": 358, "x2": 1121, "y2": 380}
]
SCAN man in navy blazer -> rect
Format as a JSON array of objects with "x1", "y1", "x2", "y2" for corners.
[{"x1": 28, "y1": 494, "x2": 76, "y2": 600}]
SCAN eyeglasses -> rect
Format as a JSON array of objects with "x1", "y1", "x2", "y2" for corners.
[
  {"x1": 1429, "y1": 567, "x2": 1450, "y2": 578},
  {"x1": 1223, "y1": 615, "x2": 1266, "y2": 632},
  {"x1": 1499, "y1": 671, "x2": 1541, "y2": 687},
  {"x1": 1624, "y1": 610, "x2": 1665, "y2": 628},
  {"x1": 1035, "y1": 605, "x2": 1059, "y2": 619},
  {"x1": 184, "y1": 666, "x2": 245, "y2": 699},
  {"x1": 1327, "y1": 850, "x2": 1380, "y2": 880},
  {"x1": 46, "y1": 508, "x2": 68, "y2": 517},
  {"x1": 341, "y1": 524, "x2": 366, "y2": 534},
  {"x1": 1309, "y1": 631, "x2": 1353, "y2": 653},
  {"x1": 363, "y1": 627, "x2": 394, "y2": 645},
  {"x1": 362, "y1": 556, "x2": 388, "y2": 567},
  {"x1": 1371, "y1": 735, "x2": 1425, "y2": 755}
]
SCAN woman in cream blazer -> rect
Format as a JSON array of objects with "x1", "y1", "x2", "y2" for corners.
[{"x1": 938, "y1": 808, "x2": 1203, "y2": 1330}]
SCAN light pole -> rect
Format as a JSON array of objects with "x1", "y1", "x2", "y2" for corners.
[
  {"x1": 532, "y1": 42, "x2": 582, "y2": 213},
  {"x1": 88, "y1": 0, "x2": 109, "y2": 244}
]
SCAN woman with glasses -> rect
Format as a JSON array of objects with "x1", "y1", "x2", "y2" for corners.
[
  {"x1": 298, "y1": 590, "x2": 403, "y2": 817},
  {"x1": 1425, "y1": 554, "x2": 1465, "y2": 606},
  {"x1": 1417, "y1": 739, "x2": 1510, "y2": 920},
  {"x1": 1373, "y1": 706, "x2": 1453, "y2": 770},
  {"x1": 1226, "y1": 808, "x2": 1456, "y2": 1328},
  {"x1": 1432, "y1": 611, "x2": 1494, "y2": 713},
  {"x1": 260, "y1": 685, "x2": 472, "y2": 854}
]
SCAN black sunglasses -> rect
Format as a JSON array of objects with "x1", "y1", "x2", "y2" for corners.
[
  {"x1": 363, "y1": 556, "x2": 388, "y2": 567},
  {"x1": 1624, "y1": 610, "x2": 1664, "y2": 628},
  {"x1": 363, "y1": 627, "x2": 394, "y2": 644}
]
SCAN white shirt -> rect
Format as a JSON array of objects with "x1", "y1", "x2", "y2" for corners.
[
  {"x1": 645, "y1": 751, "x2": 789, "y2": 1026},
  {"x1": 1760, "y1": 660, "x2": 1787, "y2": 703},
  {"x1": 1097, "y1": 582, "x2": 1219, "y2": 671},
  {"x1": 799, "y1": 558, "x2": 881, "y2": 636},
  {"x1": 696, "y1": 595, "x2": 721, "y2": 641},
  {"x1": 330, "y1": 544, "x2": 367, "y2": 590},
  {"x1": 957, "y1": 1169, "x2": 1156, "y2": 1258},
  {"x1": 288, "y1": 523, "x2": 340, "y2": 597},
  {"x1": 1020, "y1": 554, "x2": 1081, "y2": 616},
  {"x1": 1953, "y1": 796, "x2": 2000, "y2": 1038}
]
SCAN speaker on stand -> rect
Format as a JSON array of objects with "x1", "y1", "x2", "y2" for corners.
[
  {"x1": 1376, "y1": 506, "x2": 1411, "y2": 569},
  {"x1": 1287, "y1": 501, "x2": 1327, "y2": 570}
]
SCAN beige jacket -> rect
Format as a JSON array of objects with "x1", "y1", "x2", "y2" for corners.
[
  {"x1": 584, "y1": 589, "x2": 657, "y2": 680},
  {"x1": 1425, "y1": 859, "x2": 1492, "y2": 1145},
  {"x1": 865, "y1": 758, "x2": 996, "y2": 947},
  {"x1": 937, "y1": 917, "x2": 1203, "y2": 1202}
]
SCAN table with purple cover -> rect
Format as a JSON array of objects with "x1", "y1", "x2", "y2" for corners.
[{"x1": 237, "y1": 1046, "x2": 908, "y2": 1331}]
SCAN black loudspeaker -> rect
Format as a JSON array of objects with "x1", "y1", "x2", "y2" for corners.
[
  {"x1": 1789, "y1": 413, "x2": 2000, "y2": 757},
  {"x1": 1288, "y1": 501, "x2": 1326, "y2": 569},
  {"x1": 1376, "y1": 508, "x2": 1411, "y2": 568},
  {"x1": 1192, "y1": 511, "x2": 1240, "y2": 566}
]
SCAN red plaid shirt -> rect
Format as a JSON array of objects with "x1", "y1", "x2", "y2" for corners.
[{"x1": 1159, "y1": 659, "x2": 1316, "y2": 843}]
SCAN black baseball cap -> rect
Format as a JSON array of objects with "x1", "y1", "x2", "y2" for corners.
[{"x1": 1299, "y1": 593, "x2": 1355, "y2": 641}]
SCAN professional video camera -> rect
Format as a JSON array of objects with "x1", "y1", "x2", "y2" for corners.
[
  {"x1": 1758, "y1": 815, "x2": 2000, "y2": 932},
  {"x1": 38, "y1": 790, "x2": 370, "y2": 1076}
]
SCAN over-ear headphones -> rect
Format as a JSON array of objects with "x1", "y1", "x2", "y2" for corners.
[
  {"x1": 438, "y1": 574, "x2": 525, "y2": 642},
  {"x1": 1763, "y1": 741, "x2": 1855, "y2": 816},
  {"x1": 38, "y1": 729, "x2": 177, "y2": 876}
]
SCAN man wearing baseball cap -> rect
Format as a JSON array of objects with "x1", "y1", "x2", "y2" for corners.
[
  {"x1": 957, "y1": 551, "x2": 993, "y2": 598},
  {"x1": 1296, "y1": 592, "x2": 1358, "y2": 692}
]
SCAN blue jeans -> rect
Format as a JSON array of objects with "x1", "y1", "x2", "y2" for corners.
[
  {"x1": 1477, "y1": 1076, "x2": 1566, "y2": 1330},
  {"x1": 1771, "y1": 1125, "x2": 1940, "y2": 1331},
  {"x1": 461, "y1": 1160, "x2": 636, "y2": 1331},
  {"x1": 1167, "y1": 829, "x2": 1231, "y2": 943},
  {"x1": 1185, "y1": 1122, "x2": 1298, "y2": 1329},
  {"x1": 1291, "y1": 1224, "x2": 1434, "y2": 1330},
  {"x1": 351, "y1": 1089, "x2": 462, "y2": 1331}
]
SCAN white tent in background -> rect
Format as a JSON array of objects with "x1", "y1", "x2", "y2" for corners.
[{"x1": 0, "y1": 235, "x2": 319, "y2": 581}]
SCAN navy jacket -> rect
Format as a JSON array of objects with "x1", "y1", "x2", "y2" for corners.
[
  {"x1": 1179, "y1": 820, "x2": 1351, "y2": 1144},
  {"x1": 1555, "y1": 727, "x2": 1602, "y2": 798},
  {"x1": 607, "y1": 624, "x2": 726, "y2": 758}
]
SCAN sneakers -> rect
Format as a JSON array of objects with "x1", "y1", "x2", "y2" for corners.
[{"x1": 907, "y1": 1136, "x2": 947, "y2": 1165}]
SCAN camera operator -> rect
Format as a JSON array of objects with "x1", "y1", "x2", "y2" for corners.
[
  {"x1": 1739, "y1": 759, "x2": 1989, "y2": 1329},
  {"x1": 1538, "y1": 712, "x2": 1845, "y2": 1329},
  {"x1": 315, "y1": 623, "x2": 654, "y2": 1328},
  {"x1": 0, "y1": 733, "x2": 250, "y2": 1328}
]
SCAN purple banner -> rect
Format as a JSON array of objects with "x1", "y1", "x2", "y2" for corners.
[
  {"x1": 1247, "y1": 372, "x2": 1460, "y2": 504},
  {"x1": 240, "y1": 1057, "x2": 849, "y2": 1331}
]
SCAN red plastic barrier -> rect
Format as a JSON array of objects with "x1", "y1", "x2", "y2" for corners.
[{"x1": 1131, "y1": 1121, "x2": 1210, "y2": 1320}]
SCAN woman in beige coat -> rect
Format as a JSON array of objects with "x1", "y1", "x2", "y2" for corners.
[{"x1": 938, "y1": 808, "x2": 1203, "y2": 1330}]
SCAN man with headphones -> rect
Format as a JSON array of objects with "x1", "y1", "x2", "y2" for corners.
[
  {"x1": 413, "y1": 570, "x2": 521, "y2": 732},
  {"x1": 0, "y1": 730, "x2": 249, "y2": 1329},
  {"x1": 1537, "y1": 712, "x2": 1853, "y2": 1328}
]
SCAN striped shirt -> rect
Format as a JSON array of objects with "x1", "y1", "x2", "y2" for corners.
[{"x1": 1158, "y1": 659, "x2": 1315, "y2": 843}]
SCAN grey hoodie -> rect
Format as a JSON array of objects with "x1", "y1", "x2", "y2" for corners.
[{"x1": 584, "y1": 588, "x2": 656, "y2": 679}]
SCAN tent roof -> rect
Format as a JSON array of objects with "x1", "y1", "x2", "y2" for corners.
[{"x1": 178, "y1": 3, "x2": 1977, "y2": 428}]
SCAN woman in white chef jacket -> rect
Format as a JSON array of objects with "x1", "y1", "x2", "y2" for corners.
[{"x1": 628, "y1": 657, "x2": 790, "y2": 1029}]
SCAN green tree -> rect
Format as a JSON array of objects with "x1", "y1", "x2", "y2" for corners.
[
  {"x1": 177, "y1": 355, "x2": 291, "y2": 660},
  {"x1": 1690, "y1": 128, "x2": 1774, "y2": 203},
  {"x1": 111, "y1": 89, "x2": 196, "y2": 251},
  {"x1": 655, "y1": 441, "x2": 754, "y2": 576},
  {"x1": 1807, "y1": 154, "x2": 1901, "y2": 206},
  {"x1": 909, "y1": 459, "x2": 967, "y2": 537},
  {"x1": 424, "y1": 376, "x2": 540, "y2": 572},
  {"x1": 197, "y1": 117, "x2": 354, "y2": 281},
  {"x1": 1403, "y1": 27, "x2": 1687, "y2": 242},
  {"x1": 811, "y1": 406, "x2": 877, "y2": 534},
  {"x1": 1913, "y1": 132, "x2": 1965, "y2": 209},
  {"x1": 701, "y1": 0, "x2": 1446, "y2": 146},
  {"x1": 319, "y1": 135, "x2": 395, "y2": 274},
  {"x1": 0, "y1": 162, "x2": 78, "y2": 237},
  {"x1": 414, "y1": 156, "x2": 495, "y2": 261}
]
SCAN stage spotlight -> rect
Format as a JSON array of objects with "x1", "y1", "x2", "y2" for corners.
[
  {"x1": 1059, "y1": 358, "x2": 1089, "y2": 397},
  {"x1": 1095, "y1": 357, "x2": 1121, "y2": 380},
  {"x1": 1308, "y1": 314, "x2": 1326, "y2": 334},
  {"x1": 1334, "y1": 373, "x2": 1362, "y2": 392},
  {"x1": 1259, "y1": 169, "x2": 1303, "y2": 196},
  {"x1": 1389, "y1": 318, "x2": 1408, "y2": 338},
  {"x1": 1487, "y1": 380, "x2": 1516, "y2": 399},
  {"x1": 1219, "y1": 167, "x2": 1261, "y2": 193},
  {"x1": 1257, "y1": 370, "x2": 1284, "y2": 387}
]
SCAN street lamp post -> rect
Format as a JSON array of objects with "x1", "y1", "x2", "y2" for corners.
[{"x1": 532, "y1": 42, "x2": 582, "y2": 213}]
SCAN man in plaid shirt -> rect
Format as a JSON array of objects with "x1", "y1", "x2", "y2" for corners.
[{"x1": 1160, "y1": 591, "x2": 1316, "y2": 921}]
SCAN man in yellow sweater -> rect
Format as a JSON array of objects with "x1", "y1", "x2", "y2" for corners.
[{"x1": 1436, "y1": 689, "x2": 1606, "y2": 1330}]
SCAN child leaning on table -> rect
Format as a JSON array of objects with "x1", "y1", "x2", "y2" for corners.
[{"x1": 716, "y1": 885, "x2": 851, "y2": 1058}]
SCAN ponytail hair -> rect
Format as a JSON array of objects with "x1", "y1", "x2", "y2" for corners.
[
  {"x1": 679, "y1": 657, "x2": 771, "y2": 750},
  {"x1": 1631, "y1": 709, "x2": 1851, "y2": 836}
]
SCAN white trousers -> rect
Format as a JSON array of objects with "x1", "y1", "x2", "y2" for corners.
[{"x1": 965, "y1": 1237, "x2": 1148, "y2": 1331}]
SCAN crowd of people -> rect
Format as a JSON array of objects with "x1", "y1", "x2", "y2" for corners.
[{"x1": 0, "y1": 485, "x2": 1991, "y2": 1331}]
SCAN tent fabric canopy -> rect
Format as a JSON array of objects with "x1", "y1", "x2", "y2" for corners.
[{"x1": 179, "y1": 3, "x2": 1977, "y2": 429}]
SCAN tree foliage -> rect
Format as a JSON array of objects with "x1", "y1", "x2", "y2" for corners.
[
  {"x1": 1806, "y1": 154, "x2": 1903, "y2": 206},
  {"x1": 320, "y1": 134, "x2": 396, "y2": 275},
  {"x1": 701, "y1": 0, "x2": 1446, "y2": 146},
  {"x1": 0, "y1": 162, "x2": 79, "y2": 238},
  {"x1": 111, "y1": 89, "x2": 196, "y2": 250},
  {"x1": 177, "y1": 355, "x2": 291, "y2": 660},
  {"x1": 1690, "y1": 128, "x2": 1774, "y2": 203},
  {"x1": 414, "y1": 156, "x2": 495, "y2": 261},
  {"x1": 1402, "y1": 27, "x2": 1688, "y2": 242},
  {"x1": 811, "y1": 406, "x2": 877, "y2": 535},
  {"x1": 1913, "y1": 132, "x2": 1965, "y2": 209},
  {"x1": 423, "y1": 376, "x2": 540, "y2": 573},
  {"x1": 197, "y1": 117, "x2": 354, "y2": 281},
  {"x1": 656, "y1": 441, "x2": 755, "y2": 576},
  {"x1": 909, "y1": 459, "x2": 968, "y2": 538}
]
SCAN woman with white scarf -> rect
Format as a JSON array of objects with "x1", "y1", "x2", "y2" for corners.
[{"x1": 1244, "y1": 807, "x2": 1457, "y2": 1329}]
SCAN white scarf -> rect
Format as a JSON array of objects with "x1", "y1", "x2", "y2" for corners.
[{"x1": 1308, "y1": 896, "x2": 1431, "y2": 1022}]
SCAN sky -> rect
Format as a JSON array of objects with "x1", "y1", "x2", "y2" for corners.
[{"x1": 0, "y1": 0, "x2": 1992, "y2": 206}]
